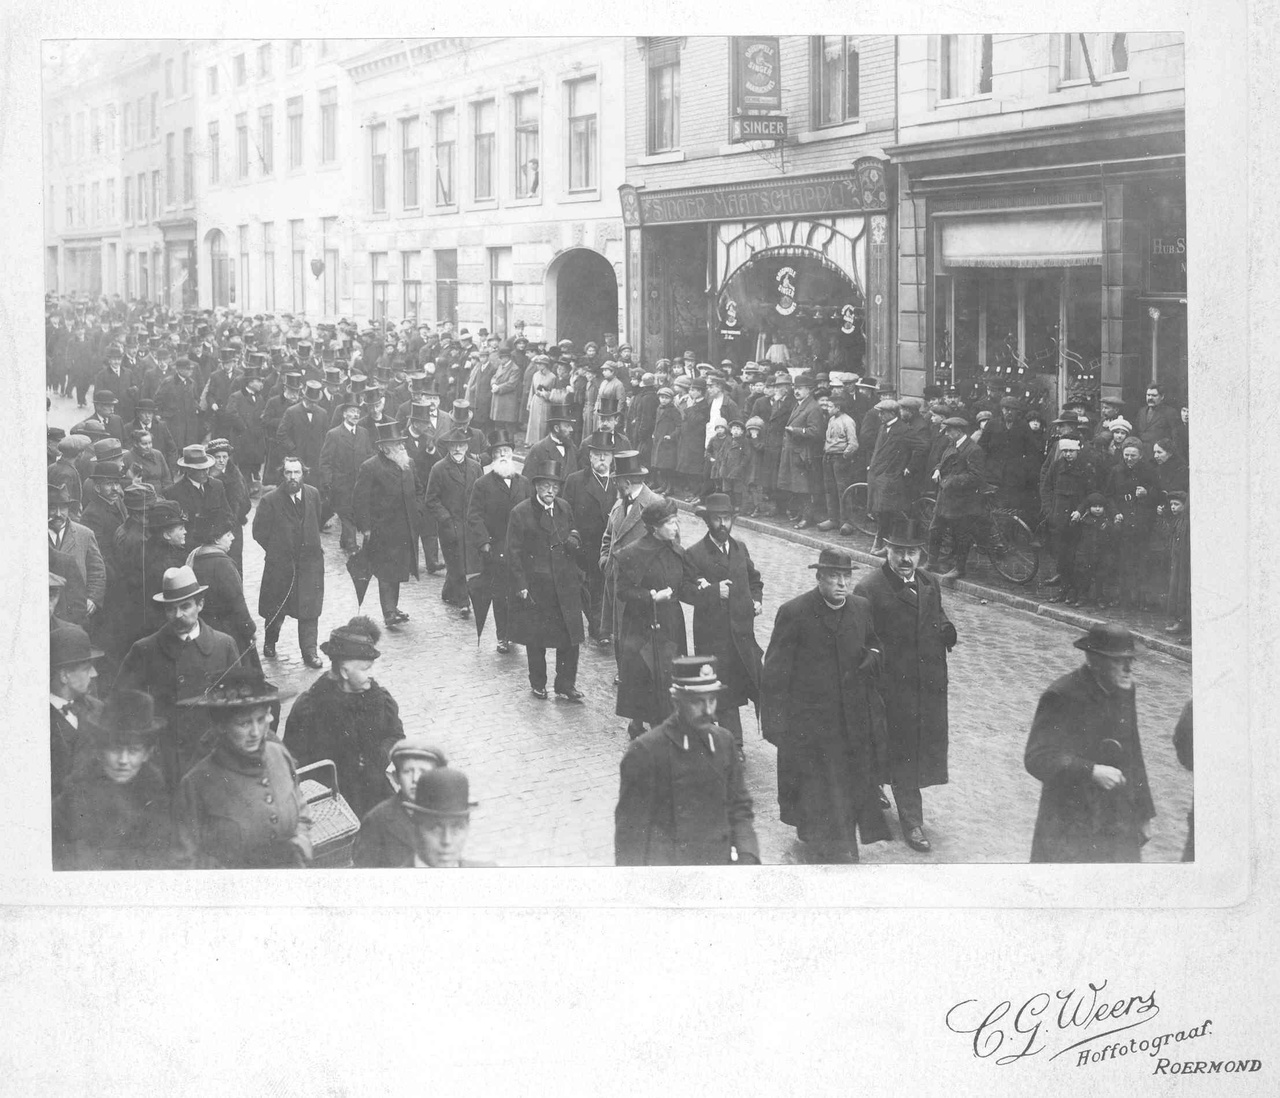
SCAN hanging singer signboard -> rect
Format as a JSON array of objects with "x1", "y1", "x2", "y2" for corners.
[{"x1": 732, "y1": 37, "x2": 783, "y2": 112}]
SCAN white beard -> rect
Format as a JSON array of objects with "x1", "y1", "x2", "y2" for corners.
[
  {"x1": 384, "y1": 446, "x2": 412, "y2": 470},
  {"x1": 491, "y1": 458, "x2": 516, "y2": 478}
]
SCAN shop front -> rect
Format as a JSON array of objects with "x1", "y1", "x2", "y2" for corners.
[
  {"x1": 619, "y1": 157, "x2": 892, "y2": 377},
  {"x1": 159, "y1": 217, "x2": 198, "y2": 311}
]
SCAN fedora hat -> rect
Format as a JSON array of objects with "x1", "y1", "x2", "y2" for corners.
[
  {"x1": 485, "y1": 428, "x2": 518, "y2": 454},
  {"x1": 670, "y1": 655, "x2": 721, "y2": 695},
  {"x1": 389, "y1": 738, "x2": 449, "y2": 769},
  {"x1": 694, "y1": 493, "x2": 735, "y2": 517},
  {"x1": 320, "y1": 615, "x2": 382, "y2": 661},
  {"x1": 581, "y1": 429, "x2": 619, "y2": 453},
  {"x1": 90, "y1": 460, "x2": 128, "y2": 481},
  {"x1": 47, "y1": 482, "x2": 75, "y2": 506},
  {"x1": 524, "y1": 458, "x2": 564, "y2": 483},
  {"x1": 176, "y1": 667, "x2": 294, "y2": 711},
  {"x1": 177, "y1": 444, "x2": 216, "y2": 470},
  {"x1": 440, "y1": 426, "x2": 474, "y2": 447},
  {"x1": 83, "y1": 688, "x2": 166, "y2": 745},
  {"x1": 807, "y1": 547, "x2": 856, "y2": 572},
  {"x1": 404, "y1": 766, "x2": 477, "y2": 819},
  {"x1": 142, "y1": 499, "x2": 186, "y2": 530},
  {"x1": 882, "y1": 514, "x2": 928, "y2": 548},
  {"x1": 1073, "y1": 622, "x2": 1139, "y2": 658},
  {"x1": 151, "y1": 565, "x2": 209, "y2": 604},
  {"x1": 372, "y1": 419, "x2": 407, "y2": 446},
  {"x1": 50, "y1": 623, "x2": 104, "y2": 668},
  {"x1": 611, "y1": 450, "x2": 648, "y2": 479},
  {"x1": 793, "y1": 372, "x2": 817, "y2": 389}
]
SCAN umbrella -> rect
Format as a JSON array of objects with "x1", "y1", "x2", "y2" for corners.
[
  {"x1": 640, "y1": 600, "x2": 678, "y2": 722},
  {"x1": 346, "y1": 539, "x2": 373, "y2": 606},
  {"x1": 466, "y1": 570, "x2": 491, "y2": 644}
]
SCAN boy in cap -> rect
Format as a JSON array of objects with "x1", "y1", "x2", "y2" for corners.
[{"x1": 353, "y1": 738, "x2": 450, "y2": 867}]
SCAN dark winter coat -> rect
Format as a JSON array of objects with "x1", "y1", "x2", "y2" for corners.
[
  {"x1": 154, "y1": 373, "x2": 201, "y2": 450},
  {"x1": 777, "y1": 394, "x2": 825, "y2": 495},
  {"x1": 676, "y1": 399, "x2": 711, "y2": 476},
  {"x1": 353, "y1": 453, "x2": 420, "y2": 583},
  {"x1": 353, "y1": 794, "x2": 416, "y2": 868},
  {"x1": 760, "y1": 588, "x2": 890, "y2": 848},
  {"x1": 1106, "y1": 459, "x2": 1159, "y2": 534},
  {"x1": 628, "y1": 385, "x2": 660, "y2": 464},
  {"x1": 165, "y1": 475, "x2": 231, "y2": 549},
  {"x1": 853, "y1": 564, "x2": 955, "y2": 790},
  {"x1": 614, "y1": 710, "x2": 759, "y2": 866},
  {"x1": 1041, "y1": 456, "x2": 1096, "y2": 525},
  {"x1": 277, "y1": 403, "x2": 330, "y2": 485},
  {"x1": 935, "y1": 435, "x2": 988, "y2": 520},
  {"x1": 319, "y1": 424, "x2": 374, "y2": 520},
  {"x1": 598, "y1": 484, "x2": 662, "y2": 639},
  {"x1": 652, "y1": 404, "x2": 683, "y2": 472},
  {"x1": 225, "y1": 388, "x2": 267, "y2": 468},
  {"x1": 252, "y1": 483, "x2": 325, "y2": 622},
  {"x1": 505, "y1": 496, "x2": 585, "y2": 650},
  {"x1": 424, "y1": 456, "x2": 482, "y2": 577},
  {"x1": 186, "y1": 544, "x2": 255, "y2": 652},
  {"x1": 868, "y1": 418, "x2": 928, "y2": 514},
  {"x1": 50, "y1": 519, "x2": 106, "y2": 618},
  {"x1": 762, "y1": 392, "x2": 796, "y2": 492},
  {"x1": 285, "y1": 673, "x2": 405, "y2": 821},
  {"x1": 1025, "y1": 665, "x2": 1155, "y2": 863},
  {"x1": 562, "y1": 468, "x2": 616, "y2": 562},
  {"x1": 524, "y1": 434, "x2": 581, "y2": 482},
  {"x1": 681, "y1": 533, "x2": 763, "y2": 709},
  {"x1": 53, "y1": 758, "x2": 177, "y2": 871}
]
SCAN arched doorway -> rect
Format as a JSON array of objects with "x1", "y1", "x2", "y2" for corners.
[
  {"x1": 206, "y1": 228, "x2": 231, "y2": 308},
  {"x1": 545, "y1": 247, "x2": 618, "y2": 349}
]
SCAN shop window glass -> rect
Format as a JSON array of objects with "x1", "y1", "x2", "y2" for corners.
[
  {"x1": 813, "y1": 36, "x2": 859, "y2": 127},
  {"x1": 939, "y1": 34, "x2": 992, "y2": 100}
]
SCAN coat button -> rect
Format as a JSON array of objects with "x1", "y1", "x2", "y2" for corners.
[
  {"x1": 260, "y1": 778, "x2": 269, "y2": 786},
  {"x1": 265, "y1": 794, "x2": 274, "y2": 804}
]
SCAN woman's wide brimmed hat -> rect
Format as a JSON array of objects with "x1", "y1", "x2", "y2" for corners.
[
  {"x1": 176, "y1": 666, "x2": 294, "y2": 710},
  {"x1": 807, "y1": 547, "x2": 856, "y2": 572},
  {"x1": 404, "y1": 766, "x2": 477, "y2": 820},
  {"x1": 151, "y1": 565, "x2": 209, "y2": 604},
  {"x1": 611, "y1": 450, "x2": 648, "y2": 479},
  {"x1": 1073, "y1": 622, "x2": 1139, "y2": 658},
  {"x1": 82, "y1": 688, "x2": 166, "y2": 744},
  {"x1": 320, "y1": 616, "x2": 382, "y2": 661}
]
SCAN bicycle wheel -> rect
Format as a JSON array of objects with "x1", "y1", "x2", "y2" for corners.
[
  {"x1": 840, "y1": 482, "x2": 878, "y2": 537},
  {"x1": 989, "y1": 511, "x2": 1039, "y2": 584},
  {"x1": 912, "y1": 494, "x2": 936, "y2": 528}
]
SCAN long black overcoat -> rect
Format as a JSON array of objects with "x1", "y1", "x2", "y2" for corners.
[
  {"x1": 505, "y1": 496, "x2": 585, "y2": 650},
  {"x1": 252, "y1": 483, "x2": 325, "y2": 621},
  {"x1": 353, "y1": 453, "x2": 420, "y2": 583},
  {"x1": 681, "y1": 533, "x2": 763, "y2": 709}
]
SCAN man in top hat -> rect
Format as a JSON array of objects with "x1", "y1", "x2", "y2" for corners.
[
  {"x1": 260, "y1": 372, "x2": 303, "y2": 487},
  {"x1": 614, "y1": 655, "x2": 759, "y2": 866},
  {"x1": 353, "y1": 738, "x2": 449, "y2": 868},
  {"x1": 319, "y1": 399, "x2": 375, "y2": 553},
  {"x1": 164, "y1": 444, "x2": 232, "y2": 548},
  {"x1": 927, "y1": 416, "x2": 989, "y2": 581},
  {"x1": 867, "y1": 395, "x2": 928, "y2": 554},
  {"x1": 353, "y1": 421, "x2": 421, "y2": 629},
  {"x1": 563, "y1": 429, "x2": 619, "y2": 645},
  {"x1": 465, "y1": 429, "x2": 531, "y2": 652},
  {"x1": 525, "y1": 398, "x2": 582, "y2": 482},
  {"x1": 52, "y1": 688, "x2": 176, "y2": 871},
  {"x1": 154, "y1": 356, "x2": 202, "y2": 450},
  {"x1": 116, "y1": 565, "x2": 241, "y2": 787},
  {"x1": 277, "y1": 379, "x2": 332, "y2": 507},
  {"x1": 48, "y1": 481, "x2": 105, "y2": 627},
  {"x1": 90, "y1": 391, "x2": 128, "y2": 446},
  {"x1": 505, "y1": 458, "x2": 585, "y2": 699},
  {"x1": 404, "y1": 390, "x2": 452, "y2": 575},
  {"x1": 225, "y1": 359, "x2": 267, "y2": 488},
  {"x1": 253, "y1": 454, "x2": 326, "y2": 667},
  {"x1": 285, "y1": 615, "x2": 406, "y2": 821},
  {"x1": 598, "y1": 451, "x2": 661, "y2": 658},
  {"x1": 91, "y1": 350, "x2": 137, "y2": 426},
  {"x1": 582, "y1": 389, "x2": 632, "y2": 465},
  {"x1": 49, "y1": 623, "x2": 105, "y2": 796},
  {"x1": 402, "y1": 767, "x2": 494, "y2": 868},
  {"x1": 448, "y1": 398, "x2": 488, "y2": 453},
  {"x1": 1025, "y1": 623, "x2": 1155, "y2": 863},
  {"x1": 854, "y1": 516, "x2": 957, "y2": 854},
  {"x1": 682, "y1": 494, "x2": 764, "y2": 761},
  {"x1": 425, "y1": 426, "x2": 484, "y2": 614},
  {"x1": 761, "y1": 547, "x2": 890, "y2": 862}
]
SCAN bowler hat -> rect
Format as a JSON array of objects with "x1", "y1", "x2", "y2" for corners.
[
  {"x1": 151, "y1": 565, "x2": 208, "y2": 604},
  {"x1": 440, "y1": 426, "x2": 474, "y2": 447},
  {"x1": 694, "y1": 493, "x2": 735, "y2": 517},
  {"x1": 793, "y1": 373, "x2": 817, "y2": 389},
  {"x1": 83, "y1": 688, "x2": 166, "y2": 744},
  {"x1": 50, "y1": 623, "x2": 104, "y2": 668},
  {"x1": 807, "y1": 547, "x2": 856, "y2": 572},
  {"x1": 524, "y1": 458, "x2": 564, "y2": 483},
  {"x1": 1073, "y1": 622, "x2": 1139, "y2": 658},
  {"x1": 485, "y1": 428, "x2": 518, "y2": 454},
  {"x1": 670, "y1": 655, "x2": 721, "y2": 695},
  {"x1": 177, "y1": 444, "x2": 216, "y2": 470},
  {"x1": 93, "y1": 390, "x2": 118, "y2": 406},
  {"x1": 144, "y1": 499, "x2": 187, "y2": 532},
  {"x1": 882, "y1": 515, "x2": 928, "y2": 549},
  {"x1": 47, "y1": 482, "x2": 75, "y2": 506},
  {"x1": 612, "y1": 450, "x2": 648, "y2": 479},
  {"x1": 90, "y1": 460, "x2": 127, "y2": 481},
  {"x1": 372, "y1": 419, "x2": 407, "y2": 446},
  {"x1": 404, "y1": 766, "x2": 477, "y2": 819},
  {"x1": 582, "y1": 429, "x2": 619, "y2": 453},
  {"x1": 389, "y1": 738, "x2": 449, "y2": 769},
  {"x1": 176, "y1": 666, "x2": 294, "y2": 710},
  {"x1": 320, "y1": 615, "x2": 382, "y2": 661},
  {"x1": 642, "y1": 497, "x2": 678, "y2": 527}
]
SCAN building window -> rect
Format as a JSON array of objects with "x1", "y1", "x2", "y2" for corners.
[
  {"x1": 182, "y1": 127, "x2": 193, "y2": 202},
  {"x1": 290, "y1": 219, "x2": 306, "y2": 313},
  {"x1": 400, "y1": 116, "x2": 420, "y2": 209},
  {"x1": 91, "y1": 108, "x2": 102, "y2": 155},
  {"x1": 123, "y1": 103, "x2": 132, "y2": 149},
  {"x1": 76, "y1": 112, "x2": 85, "y2": 158},
  {"x1": 434, "y1": 108, "x2": 456, "y2": 205},
  {"x1": 239, "y1": 225, "x2": 250, "y2": 310},
  {"x1": 939, "y1": 34, "x2": 993, "y2": 100},
  {"x1": 289, "y1": 39, "x2": 303, "y2": 68},
  {"x1": 320, "y1": 87, "x2": 338, "y2": 163},
  {"x1": 107, "y1": 178, "x2": 115, "y2": 221},
  {"x1": 137, "y1": 172, "x2": 146, "y2": 221},
  {"x1": 489, "y1": 246, "x2": 512, "y2": 338},
  {"x1": 151, "y1": 171, "x2": 159, "y2": 221},
  {"x1": 208, "y1": 121, "x2": 220, "y2": 183},
  {"x1": 91, "y1": 182, "x2": 100, "y2": 224},
  {"x1": 165, "y1": 58, "x2": 175, "y2": 99},
  {"x1": 181, "y1": 50, "x2": 190, "y2": 95},
  {"x1": 370, "y1": 252, "x2": 388, "y2": 322},
  {"x1": 288, "y1": 96, "x2": 303, "y2": 169},
  {"x1": 124, "y1": 176, "x2": 132, "y2": 222},
  {"x1": 472, "y1": 100, "x2": 495, "y2": 201},
  {"x1": 262, "y1": 222, "x2": 275, "y2": 311},
  {"x1": 150, "y1": 92, "x2": 158, "y2": 138},
  {"x1": 435, "y1": 249, "x2": 458, "y2": 326},
  {"x1": 646, "y1": 40, "x2": 680, "y2": 153},
  {"x1": 165, "y1": 132, "x2": 176, "y2": 204},
  {"x1": 234, "y1": 52, "x2": 247, "y2": 86},
  {"x1": 259, "y1": 106, "x2": 274, "y2": 175},
  {"x1": 1061, "y1": 33, "x2": 1129, "y2": 82},
  {"x1": 236, "y1": 113, "x2": 248, "y2": 178},
  {"x1": 369, "y1": 123, "x2": 387, "y2": 212},
  {"x1": 402, "y1": 251, "x2": 421, "y2": 320},
  {"x1": 134, "y1": 97, "x2": 144, "y2": 143},
  {"x1": 322, "y1": 216, "x2": 339, "y2": 315},
  {"x1": 65, "y1": 186, "x2": 74, "y2": 227},
  {"x1": 207, "y1": 64, "x2": 219, "y2": 96},
  {"x1": 812, "y1": 36, "x2": 859, "y2": 126},
  {"x1": 568, "y1": 77, "x2": 599, "y2": 190},
  {"x1": 76, "y1": 183, "x2": 85, "y2": 224},
  {"x1": 258, "y1": 43, "x2": 272, "y2": 79},
  {"x1": 513, "y1": 90, "x2": 539, "y2": 198},
  {"x1": 105, "y1": 104, "x2": 117, "y2": 153}
]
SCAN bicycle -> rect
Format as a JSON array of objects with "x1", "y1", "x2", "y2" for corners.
[
  {"x1": 913, "y1": 489, "x2": 1040, "y2": 585},
  {"x1": 839, "y1": 481, "x2": 937, "y2": 539}
]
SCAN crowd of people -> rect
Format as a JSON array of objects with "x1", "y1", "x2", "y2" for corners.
[{"x1": 45, "y1": 293, "x2": 1194, "y2": 870}]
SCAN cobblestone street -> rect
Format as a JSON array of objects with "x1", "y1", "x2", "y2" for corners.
[{"x1": 53, "y1": 394, "x2": 1195, "y2": 868}]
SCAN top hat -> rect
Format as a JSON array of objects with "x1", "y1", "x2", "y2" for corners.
[
  {"x1": 694, "y1": 493, "x2": 735, "y2": 517},
  {"x1": 302, "y1": 379, "x2": 324, "y2": 397},
  {"x1": 611, "y1": 450, "x2": 648, "y2": 479},
  {"x1": 581, "y1": 429, "x2": 618, "y2": 453},
  {"x1": 404, "y1": 766, "x2": 477, "y2": 819},
  {"x1": 372, "y1": 419, "x2": 407, "y2": 446},
  {"x1": 450, "y1": 399, "x2": 472, "y2": 419},
  {"x1": 177, "y1": 444, "x2": 216, "y2": 470},
  {"x1": 485, "y1": 428, "x2": 518, "y2": 454},
  {"x1": 642, "y1": 496, "x2": 679, "y2": 527},
  {"x1": 320, "y1": 615, "x2": 382, "y2": 661},
  {"x1": 151, "y1": 565, "x2": 209, "y2": 604},
  {"x1": 670, "y1": 655, "x2": 721, "y2": 695},
  {"x1": 50, "y1": 623, "x2": 104, "y2": 668},
  {"x1": 596, "y1": 395, "x2": 623, "y2": 417},
  {"x1": 524, "y1": 458, "x2": 564, "y2": 483},
  {"x1": 1073, "y1": 622, "x2": 1139, "y2": 659},
  {"x1": 82, "y1": 688, "x2": 166, "y2": 744},
  {"x1": 807, "y1": 547, "x2": 857, "y2": 572},
  {"x1": 389, "y1": 738, "x2": 449, "y2": 768},
  {"x1": 547, "y1": 399, "x2": 576, "y2": 423},
  {"x1": 440, "y1": 426, "x2": 475, "y2": 447},
  {"x1": 882, "y1": 515, "x2": 928, "y2": 549},
  {"x1": 175, "y1": 667, "x2": 294, "y2": 710}
]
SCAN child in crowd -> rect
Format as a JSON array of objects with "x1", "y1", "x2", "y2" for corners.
[
  {"x1": 705, "y1": 419, "x2": 730, "y2": 498},
  {"x1": 1163, "y1": 490, "x2": 1190, "y2": 641},
  {"x1": 742, "y1": 416, "x2": 766, "y2": 515},
  {"x1": 1072, "y1": 491, "x2": 1117, "y2": 610},
  {"x1": 721, "y1": 420, "x2": 748, "y2": 509}
]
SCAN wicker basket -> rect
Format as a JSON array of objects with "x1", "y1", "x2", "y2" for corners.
[{"x1": 296, "y1": 760, "x2": 361, "y2": 868}]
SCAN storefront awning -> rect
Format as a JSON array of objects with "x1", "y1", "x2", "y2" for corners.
[{"x1": 940, "y1": 212, "x2": 1102, "y2": 268}]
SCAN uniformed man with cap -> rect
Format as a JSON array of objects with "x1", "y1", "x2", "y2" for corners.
[{"x1": 614, "y1": 655, "x2": 759, "y2": 866}]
